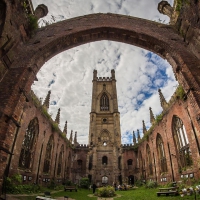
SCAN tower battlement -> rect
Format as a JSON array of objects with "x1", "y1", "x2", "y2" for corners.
[{"x1": 97, "y1": 77, "x2": 112, "y2": 81}]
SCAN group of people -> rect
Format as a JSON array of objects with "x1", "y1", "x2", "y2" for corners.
[
  {"x1": 114, "y1": 182, "x2": 127, "y2": 191},
  {"x1": 89, "y1": 182, "x2": 128, "y2": 194}
]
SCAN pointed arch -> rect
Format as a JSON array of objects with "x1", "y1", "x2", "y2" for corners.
[
  {"x1": 156, "y1": 134, "x2": 167, "y2": 173},
  {"x1": 172, "y1": 115, "x2": 192, "y2": 168},
  {"x1": 127, "y1": 159, "x2": 133, "y2": 170},
  {"x1": 99, "y1": 129, "x2": 111, "y2": 145},
  {"x1": 43, "y1": 134, "x2": 54, "y2": 173},
  {"x1": 102, "y1": 156, "x2": 108, "y2": 165},
  {"x1": 100, "y1": 92, "x2": 109, "y2": 111},
  {"x1": 57, "y1": 144, "x2": 64, "y2": 176},
  {"x1": 146, "y1": 144, "x2": 153, "y2": 175},
  {"x1": 18, "y1": 117, "x2": 39, "y2": 169}
]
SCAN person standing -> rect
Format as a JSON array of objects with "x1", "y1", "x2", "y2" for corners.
[{"x1": 92, "y1": 183, "x2": 97, "y2": 194}]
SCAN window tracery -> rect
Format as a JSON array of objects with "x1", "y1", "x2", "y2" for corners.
[
  {"x1": 43, "y1": 135, "x2": 54, "y2": 173},
  {"x1": 146, "y1": 144, "x2": 153, "y2": 175},
  {"x1": 57, "y1": 145, "x2": 64, "y2": 175},
  {"x1": 100, "y1": 93, "x2": 109, "y2": 111},
  {"x1": 156, "y1": 134, "x2": 167, "y2": 173},
  {"x1": 172, "y1": 116, "x2": 192, "y2": 168}
]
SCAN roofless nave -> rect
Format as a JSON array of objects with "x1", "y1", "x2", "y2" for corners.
[{"x1": 0, "y1": 0, "x2": 200, "y2": 196}]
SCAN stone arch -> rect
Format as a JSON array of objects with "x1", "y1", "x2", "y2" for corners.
[
  {"x1": 1, "y1": 11, "x2": 200, "y2": 191},
  {"x1": 1, "y1": 13, "x2": 200, "y2": 124}
]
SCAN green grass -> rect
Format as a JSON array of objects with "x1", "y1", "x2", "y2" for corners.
[{"x1": 8, "y1": 187, "x2": 200, "y2": 200}]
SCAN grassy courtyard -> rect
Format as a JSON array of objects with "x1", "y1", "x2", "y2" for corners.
[{"x1": 7, "y1": 187, "x2": 200, "y2": 200}]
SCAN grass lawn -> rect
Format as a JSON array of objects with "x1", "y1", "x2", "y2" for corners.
[{"x1": 8, "y1": 187, "x2": 200, "y2": 200}]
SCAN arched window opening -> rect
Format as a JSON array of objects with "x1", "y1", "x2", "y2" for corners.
[
  {"x1": 89, "y1": 154, "x2": 93, "y2": 170},
  {"x1": 157, "y1": 134, "x2": 167, "y2": 173},
  {"x1": 146, "y1": 144, "x2": 153, "y2": 175},
  {"x1": 102, "y1": 156, "x2": 108, "y2": 165},
  {"x1": 102, "y1": 176, "x2": 108, "y2": 184},
  {"x1": 18, "y1": 117, "x2": 39, "y2": 169},
  {"x1": 43, "y1": 135, "x2": 54, "y2": 173},
  {"x1": 139, "y1": 152, "x2": 145, "y2": 179},
  {"x1": 100, "y1": 93, "x2": 109, "y2": 111},
  {"x1": 57, "y1": 145, "x2": 64, "y2": 176},
  {"x1": 77, "y1": 159, "x2": 83, "y2": 169},
  {"x1": 127, "y1": 159, "x2": 133, "y2": 170},
  {"x1": 172, "y1": 116, "x2": 192, "y2": 168},
  {"x1": 118, "y1": 156, "x2": 121, "y2": 170}
]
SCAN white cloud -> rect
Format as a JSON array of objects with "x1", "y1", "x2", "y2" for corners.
[{"x1": 32, "y1": 0, "x2": 177, "y2": 144}]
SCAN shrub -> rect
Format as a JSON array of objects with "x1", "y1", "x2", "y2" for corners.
[
  {"x1": 97, "y1": 186, "x2": 116, "y2": 197},
  {"x1": 64, "y1": 180, "x2": 72, "y2": 186},
  {"x1": 135, "y1": 179, "x2": 144, "y2": 187},
  {"x1": 28, "y1": 14, "x2": 38, "y2": 31},
  {"x1": 155, "y1": 113, "x2": 163, "y2": 124},
  {"x1": 145, "y1": 181, "x2": 158, "y2": 189},
  {"x1": 80, "y1": 178, "x2": 90, "y2": 189},
  {"x1": 47, "y1": 178, "x2": 56, "y2": 189},
  {"x1": 176, "y1": 85, "x2": 186, "y2": 100}
]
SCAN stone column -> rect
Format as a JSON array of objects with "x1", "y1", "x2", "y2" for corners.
[
  {"x1": 34, "y1": 4, "x2": 48, "y2": 20},
  {"x1": 158, "y1": 1, "x2": 173, "y2": 18}
]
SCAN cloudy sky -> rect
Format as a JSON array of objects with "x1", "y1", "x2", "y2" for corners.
[{"x1": 31, "y1": 0, "x2": 176, "y2": 144}]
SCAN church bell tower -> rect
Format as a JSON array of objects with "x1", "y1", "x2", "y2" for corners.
[{"x1": 87, "y1": 69, "x2": 122, "y2": 185}]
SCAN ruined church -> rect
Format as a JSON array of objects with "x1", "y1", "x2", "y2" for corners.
[{"x1": 1, "y1": 0, "x2": 200, "y2": 197}]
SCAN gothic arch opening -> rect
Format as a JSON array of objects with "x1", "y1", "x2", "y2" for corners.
[
  {"x1": 156, "y1": 134, "x2": 167, "y2": 173},
  {"x1": 18, "y1": 117, "x2": 39, "y2": 169},
  {"x1": 172, "y1": 115, "x2": 192, "y2": 168}
]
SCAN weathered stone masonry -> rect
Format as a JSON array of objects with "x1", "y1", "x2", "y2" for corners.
[{"x1": 1, "y1": 0, "x2": 200, "y2": 195}]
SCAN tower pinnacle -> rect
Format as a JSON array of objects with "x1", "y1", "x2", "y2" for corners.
[
  {"x1": 55, "y1": 108, "x2": 60, "y2": 124},
  {"x1": 158, "y1": 88, "x2": 168, "y2": 110},
  {"x1": 43, "y1": 90, "x2": 51, "y2": 110},
  {"x1": 149, "y1": 107, "x2": 155, "y2": 125}
]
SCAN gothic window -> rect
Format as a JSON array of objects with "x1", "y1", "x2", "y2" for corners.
[
  {"x1": 43, "y1": 135, "x2": 54, "y2": 173},
  {"x1": 127, "y1": 159, "x2": 133, "y2": 170},
  {"x1": 77, "y1": 159, "x2": 83, "y2": 169},
  {"x1": 139, "y1": 152, "x2": 143, "y2": 170},
  {"x1": 101, "y1": 130, "x2": 110, "y2": 145},
  {"x1": 118, "y1": 156, "x2": 121, "y2": 170},
  {"x1": 89, "y1": 155, "x2": 93, "y2": 170},
  {"x1": 102, "y1": 176, "x2": 108, "y2": 184},
  {"x1": 57, "y1": 145, "x2": 64, "y2": 176},
  {"x1": 100, "y1": 93, "x2": 109, "y2": 111},
  {"x1": 156, "y1": 134, "x2": 167, "y2": 173},
  {"x1": 102, "y1": 156, "x2": 108, "y2": 165},
  {"x1": 139, "y1": 152, "x2": 145, "y2": 179},
  {"x1": 146, "y1": 144, "x2": 153, "y2": 175},
  {"x1": 18, "y1": 117, "x2": 39, "y2": 169},
  {"x1": 172, "y1": 116, "x2": 192, "y2": 168}
]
